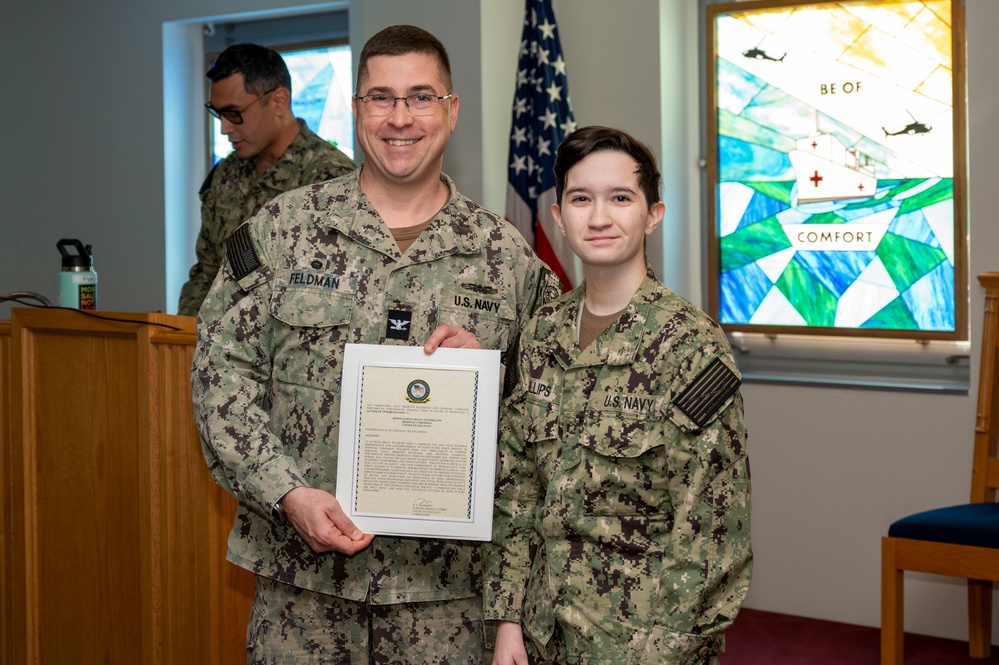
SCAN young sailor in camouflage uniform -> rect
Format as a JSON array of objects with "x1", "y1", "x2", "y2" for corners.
[
  {"x1": 178, "y1": 43, "x2": 355, "y2": 316},
  {"x1": 192, "y1": 26, "x2": 558, "y2": 664},
  {"x1": 484, "y1": 126, "x2": 752, "y2": 665}
]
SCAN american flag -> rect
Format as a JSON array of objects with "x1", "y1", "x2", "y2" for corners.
[{"x1": 505, "y1": 0, "x2": 579, "y2": 290}]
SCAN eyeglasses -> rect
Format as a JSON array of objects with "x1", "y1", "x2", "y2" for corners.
[
  {"x1": 355, "y1": 92, "x2": 453, "y2": 116},
  {"x1": 204, "y1": 88, "x2": 277, "y2": 125}
]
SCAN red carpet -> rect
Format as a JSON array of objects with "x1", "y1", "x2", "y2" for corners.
[{"x1": 721, "y1": 608, "x2": 999, "y2": 664}]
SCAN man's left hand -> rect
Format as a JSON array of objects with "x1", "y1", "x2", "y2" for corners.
[{"x1": 424, "y1": 324, "x2": 482, "y2": 353}]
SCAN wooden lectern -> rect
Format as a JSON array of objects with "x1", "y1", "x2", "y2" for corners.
[{"x1": 0, "y1": 308, "x2": 254, "y2": 665}]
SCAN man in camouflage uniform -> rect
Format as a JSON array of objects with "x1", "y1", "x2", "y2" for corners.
[
  {"x1": 177, "y1": 42, "x2": 355, "y2": 316},
  {"x1": 192, "y1": 26, "x2": 558, "y2": 664},
  {"x1": 484, "y1": 127, "x2": 752, "y2": 665}
]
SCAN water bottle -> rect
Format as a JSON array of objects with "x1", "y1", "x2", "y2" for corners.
[{"x1": 57, "y1": 239, "x2": 98, "y2": 310}]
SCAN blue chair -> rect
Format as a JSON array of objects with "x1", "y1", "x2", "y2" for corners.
[{"x1": 881, "y1": 272, "x2": 999, "y2": 663}]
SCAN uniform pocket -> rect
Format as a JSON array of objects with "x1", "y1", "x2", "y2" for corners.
[
  {"x1": 578, "y1": 404, "x2": 662, "y2": 458},
  {"x1": 522, "y1": 397, "x2": 560, "y2": 443},
  {"x1": 435, "y1": 289, "x2": 516, "y2": 351},
  {"x1": 268, "y1": 281, "x2": 354, "y2": 390},
  {"x1": 575, "y1": 407, "x2": 669, "y2": 518},
  {"x1": 270, "y1": 282, "x2": 353, "y2": 328},
  {"x1": 245, "y1": 578, "x2": 270, "y2": 650}
]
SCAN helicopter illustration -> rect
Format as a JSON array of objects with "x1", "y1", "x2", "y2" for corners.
[
  {"x1": 882, "y1": 111, "x2": 932, "y2": 137},
  {"x1": 742, "y1": 46, "x2": 785, "y2": 62}
]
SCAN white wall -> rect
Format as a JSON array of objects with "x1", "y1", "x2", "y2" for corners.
[
  {"x1": 2, "y1": 0, "x2": 998, "y2": 644},
  {"x1": 705, "y1": 2, "x2": 999, "y2": 641}
]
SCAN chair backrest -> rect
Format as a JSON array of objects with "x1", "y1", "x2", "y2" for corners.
[{"x1": 971, "y1": 273, "x2": 999, "y2": 503}]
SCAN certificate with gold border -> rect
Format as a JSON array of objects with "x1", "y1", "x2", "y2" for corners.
[{"x1": 335, "y1": 343, "x2": 501, "y2": 540}]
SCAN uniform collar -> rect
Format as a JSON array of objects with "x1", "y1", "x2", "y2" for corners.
[
  {"x1": 249, "y1": 119, "x2": 313, "y2": 188},
  {"x1": 548, "y1": 264, "x2": 663, "y2": 369},
  {"x1": 324, "y1": 170, "x2": 481, "y2": 262}
]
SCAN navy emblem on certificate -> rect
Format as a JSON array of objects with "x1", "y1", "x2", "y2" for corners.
[{"x1": 406, "y1": 379, "x2": 431, "y2": 403}]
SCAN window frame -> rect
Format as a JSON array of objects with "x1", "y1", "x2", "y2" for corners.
[
  {"x1": 702, "y1": 0, "x2": 968, "y2": 343},
  {"x1": 697, "y1": 0, "x2": 971, "y2": 392}
]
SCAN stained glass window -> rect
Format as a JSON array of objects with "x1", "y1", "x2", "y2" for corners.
[{"x1": 705, "y1": 0, "x2": 967, "y2": 340}]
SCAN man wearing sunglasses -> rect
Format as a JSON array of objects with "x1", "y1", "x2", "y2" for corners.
[{"x1": 177, "y1": 43, "x2": 355, "y2": 317}]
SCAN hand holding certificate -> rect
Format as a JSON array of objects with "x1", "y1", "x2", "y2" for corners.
[{"x1": 335, "y1": 343, "x2": 501, "y2": 540}]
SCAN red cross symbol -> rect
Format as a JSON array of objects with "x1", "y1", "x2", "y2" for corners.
[{"x1": 810, "y1": 171, "x2": 824, "y2": 187}]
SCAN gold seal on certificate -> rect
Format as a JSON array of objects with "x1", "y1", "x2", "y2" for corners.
[{"x1": 335, "y1": 343, "x2": 501, "y2": 540}]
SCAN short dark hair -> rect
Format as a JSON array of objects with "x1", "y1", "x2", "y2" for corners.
[
  {"x1": 356, "y1": 25, "x2": 453, "y2": 93},
  {"x1": 207, "y1": 43, "x2": 292, "y2": 96},
  {"x1": 554, "y1": 126, "x2": 662, "y2": 209}
]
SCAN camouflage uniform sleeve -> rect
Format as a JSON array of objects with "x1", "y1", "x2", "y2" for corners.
[
  {"x1": 502, "y1": 263, "x2": 561, "y2": 398},
  {"x1": 178, "y1": 165, "x2": 224, "y2": 317},
  {"x1": 484, "y1": 334, "x2": 544, "y2": 622},
  {"x1": 526, "y1": 266, "x2": 563, "y2": 319},
  {"x1": 484, "y1": 241, "x2": 560, "y2": 615},
  {"x1": 651, "y1": 345, "x2": 752, "y2": 662},
  {"x1": 190, "y1": 218, "x2": 309, "y2": 520},
  {"x1": 290, "y1": 123, "x2": 355, "y2": 186}
]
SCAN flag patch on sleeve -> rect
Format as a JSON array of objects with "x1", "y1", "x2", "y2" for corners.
[
  {"x1": 226, "y1": 225, "x2": 262, "y2": 280},
  {"x1": 674, "y1": 357, "x2": 741, "y2": 428}
]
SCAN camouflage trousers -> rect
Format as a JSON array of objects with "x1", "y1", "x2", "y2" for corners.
[
  {"x1": 525, "y1": 623, "x2": 720, "y2": 665},
  {"x1": 246, "y1": 575, "x2": 486, "y2": 664}
]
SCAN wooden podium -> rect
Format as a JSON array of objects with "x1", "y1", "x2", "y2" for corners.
[{"x1": 0, "y1": 308, "x2": 254, "y2": 665}]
